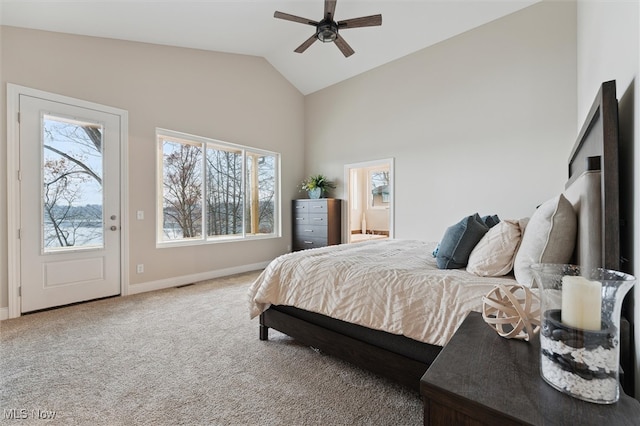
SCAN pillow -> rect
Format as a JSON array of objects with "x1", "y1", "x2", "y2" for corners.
[
  {"x1": 467, "y1": 219, "x2": 522, "y2": 276},
  {"x1": 513, "y1": 194, "x2": 577, "y2": 286},
  {"x1": 482, "y1": 215, "x2": 500, "y2": 228},
  {"x1": 436, "y1": 213, "x2": 489, "y2": 269}
]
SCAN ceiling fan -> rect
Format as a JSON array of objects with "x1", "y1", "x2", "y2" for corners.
[{"x1": 274, "y1": 0, "x2": 382, "y2": 58}]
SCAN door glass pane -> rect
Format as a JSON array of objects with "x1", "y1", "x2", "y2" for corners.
[{"x1": 42, "y1": 114, "x2": 104, "y2": 251}]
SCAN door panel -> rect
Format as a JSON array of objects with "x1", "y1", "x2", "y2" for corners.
[{"x1": 19, "y1": 95, "x2": 121, "y2": 312}]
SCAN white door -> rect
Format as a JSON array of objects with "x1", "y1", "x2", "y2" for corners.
[{"x1": 19, "y1": 95, "x2": 121, "y2": 312}]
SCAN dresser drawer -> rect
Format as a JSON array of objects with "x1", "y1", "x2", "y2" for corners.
[
  {"x1": 293, "y1": 215, "x2": 310, "y2": 225},
  {"x1": 293, "y1": 236, "x2": 328, "y2": 251},
  {"x1": 308, "y1": 213, "x2": 328, "y2": 225},
  {"x1": 293, "y1": 202, "x2": 309, "y2": 213},
  {"x1": 294, "y1": 224, "x2": 328, "y2": 239},
  {"x1": 307, "y1": 201, "x2": 329, "y2": 212}
]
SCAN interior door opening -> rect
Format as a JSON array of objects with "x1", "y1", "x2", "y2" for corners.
[{"x1": 343, "y1": 159, "x2": 394, "y2": 244}]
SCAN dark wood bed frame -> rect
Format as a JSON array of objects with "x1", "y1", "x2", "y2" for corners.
[{"x1": 259, "y1": 80, "x2": 633, "y2": 395}]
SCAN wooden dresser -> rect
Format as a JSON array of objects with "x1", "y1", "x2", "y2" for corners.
[
  {"x1": 292, "y1": 199, "x2": 341, "y2": 251},
  {"x1": 420, "y1": 312, "x2": 640, "y2": 426}
]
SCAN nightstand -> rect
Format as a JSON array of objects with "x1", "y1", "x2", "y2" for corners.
[{"x1": 420, "y1": 311, "x2": 640, "y2": 425}]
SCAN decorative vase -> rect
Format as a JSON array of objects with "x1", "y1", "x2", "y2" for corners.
[
  {"x1": 531, "y1": 263, "x2": 635, "y2": 404},
  {"x1": 307, "y1": 188, "x2": 322, "y2": 199}
]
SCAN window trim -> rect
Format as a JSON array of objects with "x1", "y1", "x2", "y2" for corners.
[{"x1": 156, "y1": 128, "x2": 281, "y2": 247}]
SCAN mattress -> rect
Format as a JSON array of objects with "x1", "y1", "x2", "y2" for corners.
[{"x1": 248, "y1": 239, "x2": 517, "y2": 347}]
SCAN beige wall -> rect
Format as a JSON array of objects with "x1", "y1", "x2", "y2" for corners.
[
  {"x1": 0, "y1": 26, "x2": 305, "y2": 309},
  {"x1": 305, "y1": 1, "x2": 577, "y2": 242},
  {"x1": 576, "y1": 0, "x2": 640, "y2": 399}
]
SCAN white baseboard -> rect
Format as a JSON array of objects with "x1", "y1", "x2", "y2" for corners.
[
  {"x1": 126, "y1": 261, "x2": 269, "y2": 295},
  {"x1": 0, "y1": 263, "x2": 269, "y2": 320}
]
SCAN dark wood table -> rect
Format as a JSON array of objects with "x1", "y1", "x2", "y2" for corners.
[{"x1": 420, "y1": 311, "x2": 640, "y2": 425}]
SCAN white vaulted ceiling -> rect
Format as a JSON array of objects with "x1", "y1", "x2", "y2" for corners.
[{"x1": 0, "y1": 0, "x2": 539, "y2": 94}]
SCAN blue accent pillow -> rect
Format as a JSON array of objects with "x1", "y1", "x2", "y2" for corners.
[
  {"x1": 436, "y1": 213, "x2": 490, "y2": 269},
  {"x1": 482, "y1": 214, "x2": 500, "y2": 228}
]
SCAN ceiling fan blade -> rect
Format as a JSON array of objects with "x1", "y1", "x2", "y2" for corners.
[
  {"x1": 274, "y1": 11, "x2": 318, "y2": 26},
  {"x1": 338, "y1": 14, "x2": 382, "y2": 29},
  {"x1": 294, "y1": 34, "x2": 318, "y2": 53},
  {"x1": 324, "y1": 0, "x2": 337, "y2": 20},
  {"x1": 334, "y1": 36, "x2": 355, "y2": 58}
]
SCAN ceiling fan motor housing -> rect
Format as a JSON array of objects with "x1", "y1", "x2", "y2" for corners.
[{"x1": 317, "y1": 19, "x2": 338, "y2": 42}]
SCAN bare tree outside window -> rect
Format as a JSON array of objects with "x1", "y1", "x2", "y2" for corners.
[
  {"x1": 158, "y1": 131, "x2": 279, "y2": 243},
  {"x1": 42, "y1": 116, "x2": 104, "y2": 250},
  {"x1": 206, "y1": 147, "x2": 242, "y2": 237},
  {"x1": 162, "y1": 141, "x2": 203, "y2": 239}
]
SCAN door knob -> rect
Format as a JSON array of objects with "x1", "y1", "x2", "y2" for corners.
[
  {"x1": 110, "y1": 215, "x2": 117, "y2": 220},
  {"x1": 110, "y1": 226, "x2": 118, "y2": 231}
]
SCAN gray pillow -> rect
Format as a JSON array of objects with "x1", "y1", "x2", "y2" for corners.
[
  {"x1": 436, "y1": 213, "x2": 490, "y2": 269},
  {"x1": 482, "y1": 214, "x2": 500, "y2": 228},
  {"x1": 513, "y1": 194, "x2": 577, "y2": 286}
]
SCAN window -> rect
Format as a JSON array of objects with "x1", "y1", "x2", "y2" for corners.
[
  {"x1": 157, "y1": 129, "x2": 280, "y2": 245},
  {"x1": 369, "y1": 168, "x2": 390, "y2": 208}
]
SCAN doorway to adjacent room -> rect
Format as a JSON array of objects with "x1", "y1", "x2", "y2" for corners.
[{"x1": 343, "y1": 158, "x2": 394, "y2": 244}]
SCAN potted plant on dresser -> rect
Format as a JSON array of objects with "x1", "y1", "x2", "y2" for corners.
[{"x1": 300, "y1": 174, "x2": 335, "y2": 199}]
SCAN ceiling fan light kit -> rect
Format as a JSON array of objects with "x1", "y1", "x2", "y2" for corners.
[
  {"x1": 274, "y1": 0, "x2": 382, "y2": 57},
  {"x1": 317, "y1": 20, "x2": 338, "y2": 43}
]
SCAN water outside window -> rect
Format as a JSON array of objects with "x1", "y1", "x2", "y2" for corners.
[{"x1": 42, "y1": 115, "x2": 104, "y2": 251}]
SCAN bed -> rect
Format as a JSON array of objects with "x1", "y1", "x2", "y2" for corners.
[{"x1": 249, "y1": 80, "x2": 632, "y2": 394}]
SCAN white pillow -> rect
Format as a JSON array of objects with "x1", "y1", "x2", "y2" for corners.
[
  {"x1": 513, "y1": 194, "x2": 577, "y2": 286},
  {"x1": 467, "y1": 219, "x2": 522, "y2": 276}
]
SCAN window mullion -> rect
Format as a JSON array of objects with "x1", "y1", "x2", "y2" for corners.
[
  {"x1": 241, "y1": 149, "x2": 247, "y2": 238},
  {"x1": 249, "y1": 152, "x2": 259, "y2": 235},
  {"x1": 201, "y1": 141, "x2": 207, "y2": 240}
]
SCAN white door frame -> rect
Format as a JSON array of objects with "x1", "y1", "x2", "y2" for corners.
[
  {"x1": 343, "y1": 158, "x2": 395, "y2": 243},
  {"x1": 6, "y1": 84, "x2": 130, "y2": 318}
]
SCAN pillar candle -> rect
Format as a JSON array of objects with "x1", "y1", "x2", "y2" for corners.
[{"x1": 561, "y1": 276, "x2": 602, "y2": 331}]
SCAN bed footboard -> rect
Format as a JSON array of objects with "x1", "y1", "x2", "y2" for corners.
[{"x1": 259, "y1": 308, "x2": 437, "y2": 392}]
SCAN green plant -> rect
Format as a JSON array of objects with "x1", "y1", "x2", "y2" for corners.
[{"x1": 300, "y1": 174, "x2": 336, "y2": 192}]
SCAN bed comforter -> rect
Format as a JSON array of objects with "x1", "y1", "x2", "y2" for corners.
[{"x1": 248, "y1": 239, "x2": 518, "y2": 347}]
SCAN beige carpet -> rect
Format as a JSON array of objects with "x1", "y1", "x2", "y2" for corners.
[{"x1": 0, "y1": 271, "x2": 422, "y2": 425}]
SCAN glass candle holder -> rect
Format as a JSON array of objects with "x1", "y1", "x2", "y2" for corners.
[{"x1": 530, "y1": 263, "x2": 635, "y2": 404}]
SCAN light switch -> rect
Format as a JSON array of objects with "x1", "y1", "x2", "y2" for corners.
[{"x1": 137, "y1": 210, "x2": 144, "y2": 220}]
